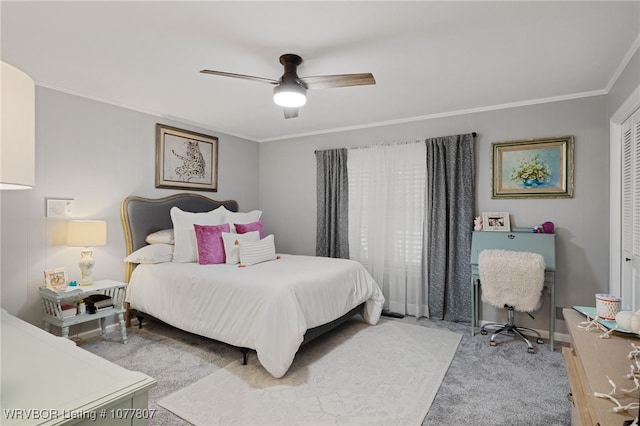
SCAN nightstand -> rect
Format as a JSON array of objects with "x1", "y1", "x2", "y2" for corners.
[{"x1": 39, "y1": 279, "x2": 128, "y2": 343}]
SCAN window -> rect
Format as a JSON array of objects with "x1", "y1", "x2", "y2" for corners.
[{"x1": 347, "y1": 142, "x2": 426, "y2": 315}]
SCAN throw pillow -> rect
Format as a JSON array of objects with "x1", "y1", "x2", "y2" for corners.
[
  {"x1": 123, "y1": 244, "x2": 173, "y2": 264},
  {"x1": 194, "y1": 223, "x2": 230, "y2": 264},
  {"x1": 238, "y1": 234, "x2": 276, "y2": 266},
  {"x1": 145, "y1": 228, "x2": 174, "y2": 245},
  {"x1": 221, "y1": 231, "x2": 260, "y2": 264},
  {"x1": 234, "y1": 220, "x2": 264, "y2": 238},
  {"x1": 170, "y1": 206, "x2": 226, "y2": 263}
]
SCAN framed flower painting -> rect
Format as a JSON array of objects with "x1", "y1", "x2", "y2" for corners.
[{"x1": 491, "y1": 136, "x2": 574, "y2": 198}]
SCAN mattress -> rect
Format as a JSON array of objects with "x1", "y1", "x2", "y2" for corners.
[{"x1": 126, "y1": 254, "x2": 384, "y2": 378}]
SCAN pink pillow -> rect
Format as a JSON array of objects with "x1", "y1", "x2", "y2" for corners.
[
  {"x1": 194, "y1": 223, "x2": 230, "y2": 264},
  {"x1": 235, "y1": 220, "x2": 264, "y2": 238}
]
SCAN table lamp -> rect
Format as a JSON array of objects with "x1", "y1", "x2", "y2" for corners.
[{"x1": 67, "y1": 220, "x2": 107, "y2": 285}]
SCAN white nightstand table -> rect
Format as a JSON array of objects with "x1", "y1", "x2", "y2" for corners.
[{"x1": 39, "y1": 279, "x2": 128, "y2": 343}]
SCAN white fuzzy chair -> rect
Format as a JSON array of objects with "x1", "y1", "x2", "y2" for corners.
[{"x1": 478, "y1": 249, "x2": 545, "y2": 353}]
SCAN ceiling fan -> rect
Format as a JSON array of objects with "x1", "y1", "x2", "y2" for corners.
[{"x1": 200, "y1": 54, "x2": 376, "y2": 119}]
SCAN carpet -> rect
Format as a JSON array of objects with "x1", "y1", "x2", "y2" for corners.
[{"x1": 158, "y1": 318, "x2": 462, "y2": 426}]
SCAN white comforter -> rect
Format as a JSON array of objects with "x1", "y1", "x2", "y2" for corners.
[{"x1": 126, "y1": 254, "x2": 384, "y2": 378}]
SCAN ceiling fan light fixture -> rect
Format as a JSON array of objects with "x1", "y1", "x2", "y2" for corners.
[{"x1": 273, "y1": 83, "x2": 306, "y2": 108}]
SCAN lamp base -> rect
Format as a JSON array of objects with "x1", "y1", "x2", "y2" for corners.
[{"x1": 78, "y1": 248, "x2": 95, "y2": 286}]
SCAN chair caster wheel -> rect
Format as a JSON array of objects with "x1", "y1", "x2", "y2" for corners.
[
  {"x1": 490, "y1": 341, "x2": 497, "y2": 346},
  {"x1": 480, "y1": 330, "x2": 487, "y2": 335},
  {"x1": 527, "y1": 347, "x2": 535, "y2": 354},
  {"x1": 536, "y1": 338, "x2": 544, "y2": 344}
]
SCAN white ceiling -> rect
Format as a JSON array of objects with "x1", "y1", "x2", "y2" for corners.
[{"x1": 2, "y1": 1, "x2": 639, "y2": 142}]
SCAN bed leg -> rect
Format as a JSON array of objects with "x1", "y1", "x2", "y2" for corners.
[
  {"x1": 241, "y1": 348, "x2": 249, "y2": 365},
  {"x1": 136, "y1": 315, "x2": 144, "y2": 329}
]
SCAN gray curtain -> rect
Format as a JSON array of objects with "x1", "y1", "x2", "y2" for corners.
[
  {"x1": 426, "y1": 133, "x2": 475, "y2": 321},
  {"x1": 315, "y1": 148, "x2": 349, "y2": 258}
]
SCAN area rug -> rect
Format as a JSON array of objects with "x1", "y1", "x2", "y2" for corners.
[{"x1": 158, "y1": 318, "x2": 462, "y2": 425}]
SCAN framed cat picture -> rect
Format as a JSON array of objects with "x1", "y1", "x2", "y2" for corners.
[{"x1": 156, "y1": 124, "x2": 218, "y2": 191}]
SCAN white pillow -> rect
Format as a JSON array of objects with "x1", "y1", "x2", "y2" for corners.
[
  {"x1": 124, "y1": 244, "x2": 173, "y2": 264},
  {"x1": 239, "y1": 234, "x2": 276, "y2": 266},
  {"x1": 221, "y1": 206, "x2": 262, "y2": 232},
  {"x1": 170, "y1": 206, "x2": 226, "y2": 263},
  {"x1": 145, "y1": 228, "x2": 174, "y2": 245},
  {"x1": 221, "y1": 231, "x2": 260, "y2": 264}
]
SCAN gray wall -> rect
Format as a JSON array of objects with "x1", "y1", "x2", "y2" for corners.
[
  {"x1": 259, "y1": 96, "x2": 610, "y2": 335},
  {"x1": 0, "y1": 87, "x2": 259, "y2": 328},
  {"x1": 2, "y1": 48, "x2": 638, "y2": 337},
  {"x1": 607, "y1": 48, "x2": 640, "y2": 118}
]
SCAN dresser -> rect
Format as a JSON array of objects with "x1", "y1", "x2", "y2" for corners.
[
  {"x1": 1, "y1": 309, "x2": 157, "y2": 425},
  {"x1": 562, "y1": 308, "x2": 637, "y2": 426},
  {"x1": 470, "y1": 229, "x2": 556, "y2": 350}
]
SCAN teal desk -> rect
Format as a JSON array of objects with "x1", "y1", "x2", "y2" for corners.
[{"x1": 470, "y1": 229, "x2": 556, "y2": 350}]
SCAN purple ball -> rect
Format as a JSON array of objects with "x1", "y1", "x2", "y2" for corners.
[{"x1": 542, "y1": 221, "x2": 554, "y2": 234}]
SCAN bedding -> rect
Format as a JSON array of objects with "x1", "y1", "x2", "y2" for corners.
[
  {"x1": 221, "y1": 231, "x2": 260, "y2": 264},
  {"x1": 126, "y1": 254, "x2": 384, "y2": 378},
  {"x1": 238, "y1": 234, "x2": 276, "y2": 266},
  {"x1": 145, "y1": 228, "x2": 174, "y2": 245},
  {"x1": 170, "y1": 206, "x2": 226, "y2": 262},
  {"x1": 234, "y1": 219, "x2": 264, "y2": 238},
  {"x1": 124, "y1": 243, "x2": 174, "y2": 264},
  {"x1": 193, "y1": 223, "x2": 230, "y2": 264},
  {"x1": 221, "y1": 207, "x2": 262, "y2": 232},
  {"x1": 120, "y1": 193, "x2": 385, "y2": 379}
]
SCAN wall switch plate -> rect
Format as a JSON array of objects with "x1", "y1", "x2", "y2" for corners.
[{"x1": 46, "y1": 199, "x2": 75, "y2": 218}]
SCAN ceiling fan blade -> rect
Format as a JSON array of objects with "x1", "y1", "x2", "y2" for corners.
[
  {"x1": 200, "y1": 70, "x2": 278, "y2": 85},
  {"x1": 283, "y1": 107, "x2": 299, "y2": 119},
  {"x1": 300, "y1": 73, "x2": 376, "y2": 90}
]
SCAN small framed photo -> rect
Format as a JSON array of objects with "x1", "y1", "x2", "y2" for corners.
[
  {"x1": 156, "y1": 124, "x2": 218, "y2": 191},
  {"x1": 44, "y1": 267, "x2": 68, "y2": 291},
  {"x1": 482, "y1": 212, "x2": 511, "y2": 232}
]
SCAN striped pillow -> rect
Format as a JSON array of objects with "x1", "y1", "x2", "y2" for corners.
[{"x1": 238, "y1": 234, "x2": 276, "y2": 266}]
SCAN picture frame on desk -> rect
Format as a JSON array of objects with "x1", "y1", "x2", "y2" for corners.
[{"x1": 482, "y1": 212, "x2": 511, "y2": 232}]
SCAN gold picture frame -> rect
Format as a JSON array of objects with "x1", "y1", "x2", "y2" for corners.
[
  {"x1": 482, "y1": 212, "x2": 511, "y2": 232},
  {"x1": 156, "y1": 124, "x2": 218, "y2": 191},
  {"x1": 492, "y1": 136, "x2": 574, "y2": 199}
]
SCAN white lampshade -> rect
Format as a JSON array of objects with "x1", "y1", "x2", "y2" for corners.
[
  {"x1": 273, "y1": 83, "x2": 307, "y2": 108},
  {"x1": 1, "y1": 61, "x2": 35, "y2": 190},
  {"x1": 67, "y1": 220, "x2": 107, "y2": 247}
]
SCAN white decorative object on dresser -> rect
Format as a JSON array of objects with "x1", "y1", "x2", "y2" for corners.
[
  {"x1": 1, "y1": 309, "x2": 156, "y2": 425},
  {"x1": 39, "y1": 279, "x2": 127, "y2": 342}
]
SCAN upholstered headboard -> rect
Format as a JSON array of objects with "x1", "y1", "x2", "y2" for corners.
[{"x1": 120, "y1": 193, "x2": 238, "y2": 278}]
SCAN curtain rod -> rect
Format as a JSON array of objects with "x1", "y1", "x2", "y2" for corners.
[{"x1": 315, "y1": 132, "x2": 477, "y2": 153}]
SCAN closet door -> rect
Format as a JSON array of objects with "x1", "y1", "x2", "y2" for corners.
[{"x1": 622, "y1": 108, "x2": 640, "y2": 311}]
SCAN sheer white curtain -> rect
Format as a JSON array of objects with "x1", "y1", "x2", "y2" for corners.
[{"x1": 347, "y1": 142, "x2": 428, "y2": 317}]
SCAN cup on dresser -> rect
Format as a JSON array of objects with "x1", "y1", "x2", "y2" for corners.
[{"x1": 595, "y1": 293, "x2": 621, "y2": 320}]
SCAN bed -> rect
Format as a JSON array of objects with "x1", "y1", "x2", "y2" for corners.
[{"x1": 120, "y1": 193, "x2": 384, "y2": 378}]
